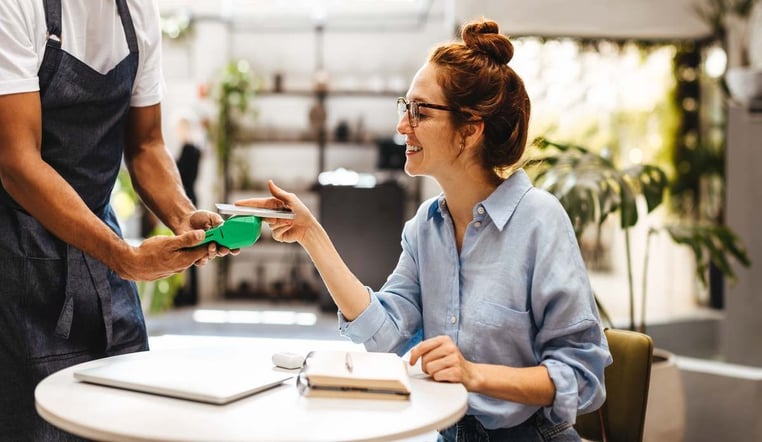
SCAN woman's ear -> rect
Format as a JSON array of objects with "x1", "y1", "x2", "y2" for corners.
[{"x1": 462, "y1": 119, "x2": 485, "y2": 149}]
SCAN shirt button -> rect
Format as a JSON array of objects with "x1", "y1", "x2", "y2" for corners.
[
  {"x1": 450, "y1": 316, "x2": 457, "y2": 324},
  {"x1": 474, "y1": 221, "x2": 482, "y2": 228},
  {"x1": 477, "y1": 206, "x2": 485, "y2": 215}
]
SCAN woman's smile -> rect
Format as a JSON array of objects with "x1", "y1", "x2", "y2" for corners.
[{"x1": 405, "y1": 143, "x2": 423, "y2": 155}]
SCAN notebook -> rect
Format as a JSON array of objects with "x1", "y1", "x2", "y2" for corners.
[
  {"x1": 73, "y1": 355, "x2": 293, "y2": 405},
  {"x1": 297, "y1": 351, "x2": 411, "y2": 400}
]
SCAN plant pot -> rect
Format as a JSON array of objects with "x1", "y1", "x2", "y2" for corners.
[
  {"x1": 725, "y1": 67, "x2": 762, "y2": 106},
  {"x1": 644, "y1": 349, "x2": 685, "y2": 442}
]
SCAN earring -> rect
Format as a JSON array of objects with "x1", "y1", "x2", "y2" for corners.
[{"x1": 459, "y1": 140, "x2": 465, "y2": 154}]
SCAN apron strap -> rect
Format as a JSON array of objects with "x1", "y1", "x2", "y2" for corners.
[
  {"x1": 83, "y1": 254, "x2": 114, "y2": 350},
  {"x1": 115, "y1": 0, "x2": 139, "y2": 54},
  {"x1": 54, "y1": 245, "x2": 82, "y2": 340},
  {"x1": 42, "y1": 0, "x2": 62, "y2": 42}
]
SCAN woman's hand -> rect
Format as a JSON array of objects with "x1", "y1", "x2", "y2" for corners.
[
  {"x1": 237, "y1": 180, "x2": 371, "y2": 318},
  {"x1": 409, "y1": 335, "x2": 480, "y2": 389},
  {"x1": 235, "y1": 180, "x2": 318, "y2": 245},
  {"x1": 411, "y1": 336, "x2": 554, "y2": 405}
]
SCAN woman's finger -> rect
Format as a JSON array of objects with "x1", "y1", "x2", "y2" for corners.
[{"x1": 267, "y1": 180, "x2": 295, "y2": 204}]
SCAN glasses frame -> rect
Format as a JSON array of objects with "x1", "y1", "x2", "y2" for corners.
[{"x1": 397, "y1": 97, "x2": 457, "y2": 128}]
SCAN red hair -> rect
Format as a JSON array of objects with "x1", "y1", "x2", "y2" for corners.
[{"x1": 429, "y1": 19, "x2": 530, "y2": 178}]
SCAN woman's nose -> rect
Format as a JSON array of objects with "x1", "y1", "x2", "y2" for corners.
[{"x1": 396, "y1": 113, "x2": 411, "y2": 135}]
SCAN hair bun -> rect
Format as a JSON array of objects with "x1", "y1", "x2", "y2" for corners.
[{"x1": 461, "y1": 19, "x2": 514, "y2": 65}]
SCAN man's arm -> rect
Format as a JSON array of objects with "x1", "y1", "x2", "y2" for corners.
[
  {"x1": 124, "y1": 104, "x2": 197, "y2": 234},
  {"x1": 124, "y1": 104, "x2": 230, "y2": 259},
  {"x1": 0, "y1": 92, "x2": 208, "y2": 280},
  {"x1": 0, "y1": 92, "x2": 133, "y2": 265}
]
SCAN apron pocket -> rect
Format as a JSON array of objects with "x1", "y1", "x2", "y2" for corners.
[{"x1": 22, "y1": 256, "x2": 102, "y2": 361}]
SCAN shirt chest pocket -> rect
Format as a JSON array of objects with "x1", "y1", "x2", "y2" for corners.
[{"x1": 476, "y1": 301, "x2": 534, "y2": 334}]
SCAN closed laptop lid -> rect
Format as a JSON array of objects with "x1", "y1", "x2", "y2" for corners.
[{"x1": 73, "y1": 354, "x2": 293, "y2": 405}]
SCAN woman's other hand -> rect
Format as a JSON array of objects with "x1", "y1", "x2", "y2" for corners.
[{"x1": 409, "y1": 335, "x2": 479, "y2": 388}]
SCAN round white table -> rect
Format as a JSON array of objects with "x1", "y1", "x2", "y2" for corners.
[{"x1": 35, "y1": 335, "x2": 468, "y2": 441}]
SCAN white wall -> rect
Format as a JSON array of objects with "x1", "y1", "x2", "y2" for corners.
[{"x1": 457, "y1": 0, "x2": 709, "y2": 39}]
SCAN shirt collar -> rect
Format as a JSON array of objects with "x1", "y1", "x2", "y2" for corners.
[
  {"x1": 427, "y1": 196, "x2": 444, "y2": 220},
  {"x1": 426, "y1": 169, "x2": 533, "y2": 231},
  {"x1": 483, "y1": 169, "x2": 533, "y2": 231}
]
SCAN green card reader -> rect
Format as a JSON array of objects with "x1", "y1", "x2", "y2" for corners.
[{"x1": 197, "y1": 215, "x2": 262, "y2": 249}]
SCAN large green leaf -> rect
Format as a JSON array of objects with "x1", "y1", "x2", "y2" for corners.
[
  {"x1": 663, "y1": 223, "x2": 751, "y2": 286},
  {"x1": 623, "y1": 164, "x2": 668, "y2": 213},
  {"x1": 530, "y1": 137, "x2": 664, "y2": 234},
  {"x1": 618, "y1": 174, "x2": 639, "y2": 228},
  {"x1": 529, "y1": 137, "x2": 751, "y2": 332}
]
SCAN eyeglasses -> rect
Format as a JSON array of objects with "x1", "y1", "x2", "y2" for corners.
[{"x1": 396, "y1": 97, "x2": 457, "y2": 128}]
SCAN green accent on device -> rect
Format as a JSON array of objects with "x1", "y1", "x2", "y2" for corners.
[{"x1": 197, "y1": 216, "x2": 262, "y2": 249}]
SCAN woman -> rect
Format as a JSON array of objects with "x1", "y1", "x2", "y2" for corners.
[{"x1": 240, "y1": 19, "x2": 611, "y2": 441}]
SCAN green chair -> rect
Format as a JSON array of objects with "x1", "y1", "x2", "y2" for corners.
[{"x1": 575, "y1": 328, "x2": 654, "y2": 442}]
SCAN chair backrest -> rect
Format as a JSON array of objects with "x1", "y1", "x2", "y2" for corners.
[{"x1": 574, "y1": 328, "x2": 654, "y2": 442}]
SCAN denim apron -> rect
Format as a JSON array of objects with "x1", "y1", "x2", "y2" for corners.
[{"x1": 0, "y1": 0, "x2": 149, "y2": 439}]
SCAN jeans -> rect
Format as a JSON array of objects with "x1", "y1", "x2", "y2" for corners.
[{"x1": 437, "y1": 413, "x2": 581, "y2": 442}]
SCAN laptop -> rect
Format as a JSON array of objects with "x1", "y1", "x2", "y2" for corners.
[{"x1": 73, "y1": 355, "x2": 294, "y2": 405}]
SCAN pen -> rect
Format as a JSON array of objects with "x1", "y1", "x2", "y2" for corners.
[{"x1": 345, "y1": 352, "x2": 353, "y2": 373}]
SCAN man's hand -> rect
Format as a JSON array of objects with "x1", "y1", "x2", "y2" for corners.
[
  {"x1": 188, "y1": 209, "x2": 224, "y2": 231},
  {"x1": 186, "y1": 209, "x2": 240, "y2": 263},
  {"x1": 116, "y1": 229, "x2": 210, "y2": 281}
]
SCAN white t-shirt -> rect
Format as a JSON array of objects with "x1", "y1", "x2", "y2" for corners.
[{"x1": 0, "y1": 0, "x2": 163, "y2": 107}]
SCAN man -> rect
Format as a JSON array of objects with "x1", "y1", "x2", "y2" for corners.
[{"x1": 0, "y1": 0, "x2": 228, "y2": 438}]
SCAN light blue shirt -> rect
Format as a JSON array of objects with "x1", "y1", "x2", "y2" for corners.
[{"x1": 339, "y1": 169, "x2": 612, "y2": 430}]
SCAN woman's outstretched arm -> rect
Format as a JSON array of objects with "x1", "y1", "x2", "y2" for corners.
[{"x1": 235, "y1": 180, "x2": 371, "y2": 319}]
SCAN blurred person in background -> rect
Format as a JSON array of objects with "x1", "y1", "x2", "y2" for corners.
[{"x1": 174, "y1": 114, "x2": 204, "y2": 306}]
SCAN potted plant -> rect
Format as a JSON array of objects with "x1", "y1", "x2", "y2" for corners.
[
  {"x1": 205, "y1": 60, "x2": 260, "y2": 297},
  {"x1": 695, "y1": 0, "x2": 762, "y2": 105},
  {"x1": 527, "y1": 137, "x2": 749, "y2": 332},
  {"x1": 208, "y1": 59, "x2": 259, "y2": 203},
  {"x1": 527, "y1": 137, "x2": 750, "y2": 441}
]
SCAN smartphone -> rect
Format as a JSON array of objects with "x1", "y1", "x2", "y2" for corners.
[{"x1": 215, "y1": 203, "x2": 295, "y2": 220}]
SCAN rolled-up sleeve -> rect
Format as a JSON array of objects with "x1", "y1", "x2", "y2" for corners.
[
  {"x1": 338, "y1": 289, "x2": 387, "y2": 344},
  {"x1": 540, "y1": 321, "x2": 609, "y2": 423},
  {"x1": 529, "y1": 196, "x2": 611, "y2": 424}
]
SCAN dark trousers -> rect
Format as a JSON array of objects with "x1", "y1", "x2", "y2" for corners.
[{"x1": 438, "y1": 413, "x2": 581, "y2": 442}]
